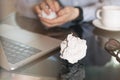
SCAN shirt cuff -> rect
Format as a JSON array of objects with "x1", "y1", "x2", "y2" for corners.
[{"x1": 72, "y1": 7, "x2": 84, "y2": 24}]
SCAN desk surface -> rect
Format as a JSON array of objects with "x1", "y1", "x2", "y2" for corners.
[
  {"x1": 0, "y1": 12, "x2": 72, "y2": 80},
  {"x1": 1, "y1": 12, "x2": 120, "y2": 80},
  {"x1": 0, "y1": 54, "x2": 62, "y2": 80}
]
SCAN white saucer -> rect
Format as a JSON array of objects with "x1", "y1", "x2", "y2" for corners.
[{"x1": 92, "y1": 19, "x2": 120, "y2": 31}]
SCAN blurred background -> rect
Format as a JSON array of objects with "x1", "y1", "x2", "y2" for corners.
[
  {"x1": 0, "y1": 0, "x2": 16, "y2": 21},
  {"x1": 1, "y1": 0, "x2": 120, "y2": 80}
]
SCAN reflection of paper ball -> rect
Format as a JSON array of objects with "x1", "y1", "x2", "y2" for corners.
[{"x1": 41, "y1": 9, "x2": 57, "y2": 19}]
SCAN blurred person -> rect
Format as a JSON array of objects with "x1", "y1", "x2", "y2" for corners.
[
  {"x1": 34, "y1": 0, "x2": 110, "y2": 66},
  {"x1": 34, "y1": 0, "x2": 101, "y2": 27}
]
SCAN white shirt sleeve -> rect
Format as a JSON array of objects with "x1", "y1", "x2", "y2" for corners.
[
  {"x1": 82, "y1": 2, "x2": 102, "y2": 21},
  {"x1": 15, "y1": 0, "x2": 42, "y2": 19},
  {"x1": 59, "y1": 0, "x2": 102, "y2": 22},
  {"x1": 82, "y1": 0, "x2": 120, "y2": 21}
]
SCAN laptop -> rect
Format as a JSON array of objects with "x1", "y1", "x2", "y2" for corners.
[{"x1": 0, "y1": 24, "x2": 61, "y2": 71}]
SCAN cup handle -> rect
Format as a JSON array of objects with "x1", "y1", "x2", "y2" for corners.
[{"x1": 96, "y1": 9, "x2": 102, "y2": 19}]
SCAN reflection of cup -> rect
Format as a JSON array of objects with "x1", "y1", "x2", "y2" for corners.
[{"x1": 96, "y1": 6, "x2": 120, "y2": 28}]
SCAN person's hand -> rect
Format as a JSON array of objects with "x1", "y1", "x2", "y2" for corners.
[
  {"x1": 39, "y1": 7, "x2": 80, "y2": 27},
  {"x1": 35, "y1": 0, "x2": 61, "y2": 14},
  {"x1": 34, "y1": 0, "x2": 62, "y2": 27},
  {"x1": 34, "y1": 0, "x2": 80, "y2": 28}
]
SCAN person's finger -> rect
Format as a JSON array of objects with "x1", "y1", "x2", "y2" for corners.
[
  {"x1": 40, "y1": 14, "x2": 68, "y2": 24},
  {"x1": 54, "y1": 0, "x2": 61, "y2": 12},
  {"x1": 43, "y1": 21, "x2": 63, "y2": 28},
  {"x1": 58, "y1": 8, "x2": 67, "y2": 16},
  {"x1": 34, "y1": 5, "x2": 41, "y2": 14},
  {"x1": 40, "y1": 2, "x2": 50, "y2": 14},
  {"x1": 41, "y1": 20, "x2": 53, "y2": 27},
  {"x1": 45, "y1": 0, "x2": 55, "y2": 11},
  {"x1": 40, "y1": 19, "x2": 61, "y2": 27}
]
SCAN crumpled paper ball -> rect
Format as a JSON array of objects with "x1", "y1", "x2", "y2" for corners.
[{"x1": 60, "y1": 33, "x2": 87, "y2": 64}]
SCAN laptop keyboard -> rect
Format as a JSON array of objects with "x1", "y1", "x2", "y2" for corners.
[{"x1": 0, "y1": 36, "x2": 41, "y2": 64}]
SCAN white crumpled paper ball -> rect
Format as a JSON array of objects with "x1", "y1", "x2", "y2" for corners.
[
  {"x1": 60, "y1": 33, "x2": 87, "y2": 64},
  {"x1": 39, "y1": 9, "x2": 57, "y2": 19}
]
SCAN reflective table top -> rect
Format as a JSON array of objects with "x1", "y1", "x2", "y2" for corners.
[{"x1": 1, "y1": 12, "x2": 120, "y2": 80}]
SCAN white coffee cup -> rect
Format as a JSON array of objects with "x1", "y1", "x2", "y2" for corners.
[{"x1": 96, "y1": 6, "x2": 120, "y2": 28}]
